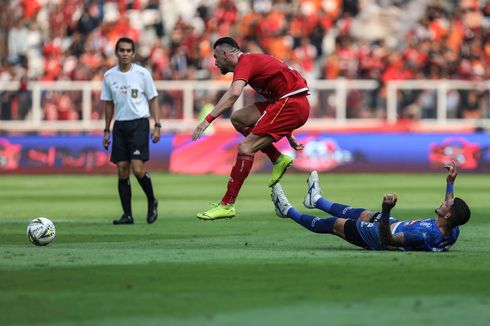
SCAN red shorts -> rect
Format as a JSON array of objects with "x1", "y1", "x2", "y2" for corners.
[{"x1": 252, "y1": 95, "x2": 310, "y2": 141}]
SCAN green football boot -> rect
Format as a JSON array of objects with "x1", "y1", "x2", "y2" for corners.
[
  {"x1": 197, "y1": 203, "x2": 236, "y2": 220},
  {"x1": 268, "y1": 154, "x2": 293, "y2": 187}
]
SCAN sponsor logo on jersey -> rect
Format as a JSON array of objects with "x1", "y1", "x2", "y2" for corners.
[{"x1": 119, "y1": 85, "x2": 128, "y2": 94}]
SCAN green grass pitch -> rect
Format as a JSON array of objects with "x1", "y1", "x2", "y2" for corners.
[{"x1": 1, "y1": 172, "x2": 489, "y2": 326}]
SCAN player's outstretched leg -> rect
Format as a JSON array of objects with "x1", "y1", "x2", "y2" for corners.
[
  {"x1": 303, "y1": 170, "x2": 322, "y2": 209},
  {"x1": 304, "y1": 171, "x2": 366, "y2": 219},
  {"x1": 197, "y1": 203, "x2": 236, "y2": 220},
  {"x1": 271, "y1": 183, "x2": 337, "y2": 234},
  {"x1": 271, "y1": 183, "x2": 293, "y2": 218},
  {"x1": 269, "y1": 154, "x2": 293, "y2": 187},
  {"x1": 197, "y1": 152, "x2": 253, "y2": 220}
]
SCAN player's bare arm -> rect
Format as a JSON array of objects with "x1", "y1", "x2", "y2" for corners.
[
  {"x1": 192, "y1": 80, "x2": 247, "y2": 141},
  {"x1": 378, "y1": 193, "x2": 401, "y2": 247},
  {"x1": 445, "y1": 160, "x2": 457, "y2": 201},
  {"x1": 149, "y1": 97, "x2": 161, "y2": 143},
  {"x1": 103, "y1": 101, "x2": 114, "y2": 150},
  {"x1": 287, "y1": 134, "x2": 304, "y2": 151}
]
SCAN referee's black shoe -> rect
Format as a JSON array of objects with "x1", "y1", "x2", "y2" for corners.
[
  {"x1": 147, "y1": 199, "x2": 158, "y2": 224},
  {"x1": 113, "y1": 214, "x2": 134, "y2": 225}
]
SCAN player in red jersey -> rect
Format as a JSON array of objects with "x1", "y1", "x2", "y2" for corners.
[{"x1": 192, "y1": 37, "x2": 311, "y2": 220}]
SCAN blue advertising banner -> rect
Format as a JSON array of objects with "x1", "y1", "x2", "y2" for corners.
[
  {"x1": 0, "y1": 135, "x2": 173, "y2": 173},
  {"x1": 276, "y1": 133, "x2": 490, "y2": 173},
  {"x1": 1, "y1": 133, "x2": 489, "y2": 174}
]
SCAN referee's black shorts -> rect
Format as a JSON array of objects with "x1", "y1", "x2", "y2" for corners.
[{"x1": 111, "y1": 118, "x2": 150, "y2": 163}]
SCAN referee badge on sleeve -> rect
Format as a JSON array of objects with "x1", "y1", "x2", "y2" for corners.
[{"x1": 131, "y1": 89, "x2": 138, "y2": 98}]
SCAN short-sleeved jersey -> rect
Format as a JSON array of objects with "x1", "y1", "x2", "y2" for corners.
[
  {"x1": 101, "y1": 64, "x2": 158, "y2": 121},
  {"x1": 233, "y1": 53, "x2": 308, "y2": 101},
  {"x1": 356, "y1": 217, "x2": 460, "y2": 252}
]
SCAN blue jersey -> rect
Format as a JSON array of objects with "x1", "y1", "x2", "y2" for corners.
[{"x1": 356, "y1": 217, "x2": 460, "y2": 252}]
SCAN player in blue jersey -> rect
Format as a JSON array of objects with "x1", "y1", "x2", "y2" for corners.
[{"x1": 271, "y1": 161, "x2": 470, "y2": 251}]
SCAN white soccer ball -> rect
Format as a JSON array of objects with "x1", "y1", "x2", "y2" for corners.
[{"x1": 27, "y1": 217, "x2": 56, "y2": 246}]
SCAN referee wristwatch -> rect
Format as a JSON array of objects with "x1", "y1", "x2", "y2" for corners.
[{"x1": 154, "y1": 123, "x2": 162, "y2": 128}]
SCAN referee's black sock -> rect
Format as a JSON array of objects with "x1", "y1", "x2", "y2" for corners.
[
  {"x1": 118, "y1": 178, "x2": 132, "y2": 217},
  {"x1": 137, "y1": 172, "x2": 155, "y2": 203}
]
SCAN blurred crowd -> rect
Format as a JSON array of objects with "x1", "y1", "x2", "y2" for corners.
[{"x1": 0, "y1": 0, "x2": 489, "y2": 121}]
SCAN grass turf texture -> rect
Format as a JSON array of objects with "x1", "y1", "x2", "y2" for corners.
[{"x1": 0, "y1": 172, "x2": 489, "y2": 326}]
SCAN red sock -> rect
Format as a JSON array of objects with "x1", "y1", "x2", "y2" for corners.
[
  {"x1": 236, "y1": 126, "x2": 281, "y2": 162},
  {"x1": 221, "y1": 153, "x2": 254, "y2": 205},
  {"x1": 261, "y1": 146, "x2": 281, "y2": 162}
]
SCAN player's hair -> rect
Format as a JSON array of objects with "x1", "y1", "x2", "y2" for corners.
[
  {"x1": 213, "y1": 37, "x2": 240, "y2": 50},
  {"x1": 115, "y1": 37, "x2": 135, "y2": 52},
  {"x1": 449, "y1": 197, "x2": 471, "y2": 226}
]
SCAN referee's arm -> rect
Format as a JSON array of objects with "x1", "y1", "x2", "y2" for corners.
[
  {"x1": 149, "y1": 96, "x2": 161, "y2": 143},
  {"x1": 103, "y1": 101, "x2": 114, "y2": 150}
]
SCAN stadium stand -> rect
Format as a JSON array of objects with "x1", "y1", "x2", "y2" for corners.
[{"x1": 0, "y1": 0, "x2": 489, "y2": 128}]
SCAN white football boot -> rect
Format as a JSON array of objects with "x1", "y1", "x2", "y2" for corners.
[
  {"x1": 271, "y1": 183, "x2": 292, "y2": 218},
  {"x1": 303, "y1": 171, "x2": 322, "y2": 209}
]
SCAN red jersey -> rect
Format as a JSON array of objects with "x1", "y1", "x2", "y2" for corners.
[{"x1": 233, "y1": 53, "x2": 309, "y2": 100}]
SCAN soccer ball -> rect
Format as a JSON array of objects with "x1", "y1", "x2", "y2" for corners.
[{"x1": 27, "y1": 217, "x2": 56, "y2": 246}]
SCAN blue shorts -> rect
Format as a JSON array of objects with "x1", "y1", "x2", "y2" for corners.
[
  {"x1": 354, "y1": 214, "x2": 401, "y2": 250},
  {"x1": 344, "y1": 214, "x2": 400, "y2": 250},
  {"x1": 344, "y1": 219, "x2": 369, "y2": 249}
]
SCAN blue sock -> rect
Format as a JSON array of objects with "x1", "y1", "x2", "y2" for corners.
[
  {"x1": 315, "y1": 198, "x2": 333, "y2": 211},
  {"x1": 316, "y1": 199, "x2": 364, "y2": 220},
  {"x1": 287, "y1": 207, "x2": 336, "y2": 234},
  {"x1": 286, "y1": 207, "x2": 302, "y2": 220}
]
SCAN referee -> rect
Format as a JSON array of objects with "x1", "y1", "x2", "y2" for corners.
[{"x1": 101, "y1": 37, "x2": 161, "y2": 225}]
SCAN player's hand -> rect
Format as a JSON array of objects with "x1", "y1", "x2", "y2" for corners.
[
  {"x1": 382, "y1": 193, "x2": 398, "y2": 211},
  {"x1": 287, "y1": 135, "x2": 304, "y2": 151},
  {"x1": 445, "y1": 160, "x2": 458, "y2": 184},
  {"x1": 192, "y1": 120, "x2": 210, "y2": 141},
  {"x1": 103, "y1": 132, "x2": 111, "y2": 150},
  {"x1": 151, "y1": 127, "x2": 161, "y2": 144}
]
